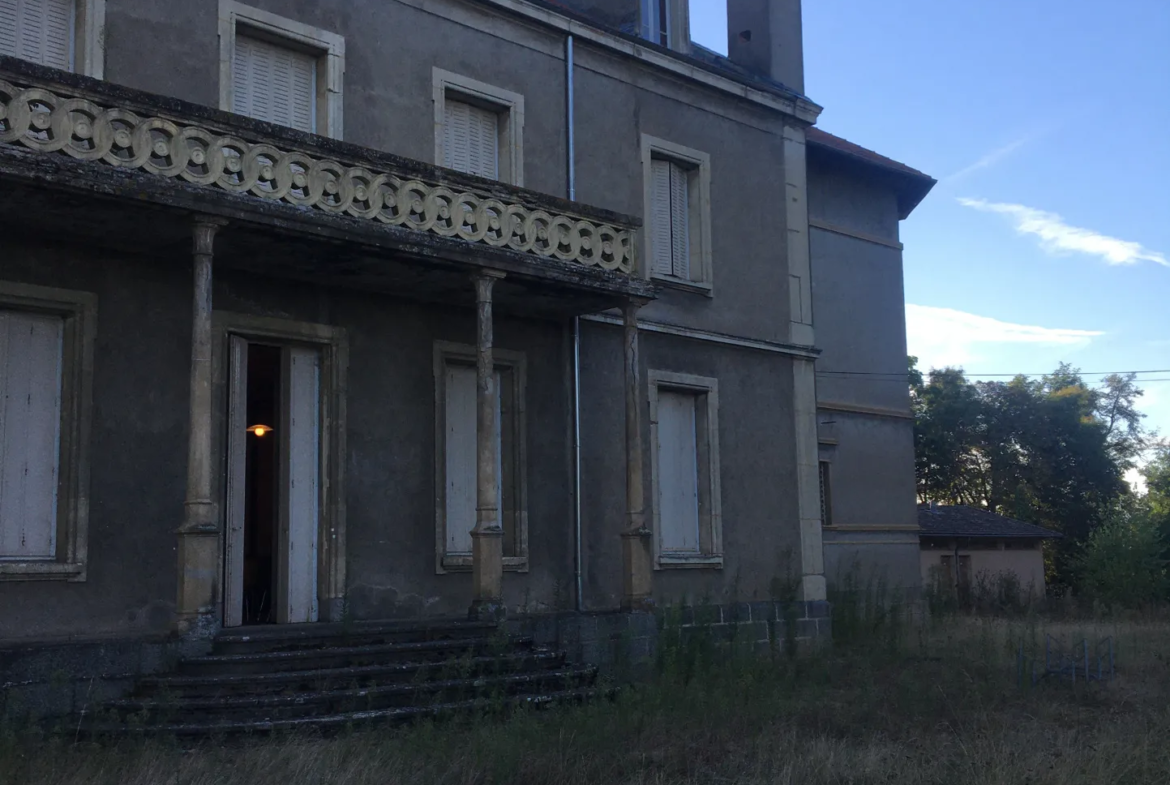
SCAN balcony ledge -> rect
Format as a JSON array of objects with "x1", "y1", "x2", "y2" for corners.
[{"x1": 0, "y1": 57, "x2": 652, "y2": 305}]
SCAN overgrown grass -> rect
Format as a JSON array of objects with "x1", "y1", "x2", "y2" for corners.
[{"x1": 3, "y1": 607, "x2": 1169, "y2": 785}]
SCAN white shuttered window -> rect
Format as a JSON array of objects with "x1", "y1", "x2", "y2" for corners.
[
  {"x1": 650, "y1": 159, "x2": 691, "y2": 279},
  {"x1": 443, "y1": 98, "x2": 499, "y2": 180},
  {"x1": 0, "y1": 310, "x2": 63, "y2": 561},
  {"x1": 0, "y1": 0, "x2": 74, "y2": 70},
  {"x1": 232, "y1": 34, "x2": 317, "y2": 133},
  {"x1": 443, "y1": 364, "x2": 502, "y2": 556},
  {"x1": 656, "y1": 390, "x2": 701, "y2": 554}
]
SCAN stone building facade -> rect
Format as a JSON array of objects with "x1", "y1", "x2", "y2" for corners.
[{"x1": 0, "y1": 0, "x2": 932, "y2": 673}]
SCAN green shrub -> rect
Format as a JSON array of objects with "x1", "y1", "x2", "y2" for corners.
[{"x1": 1076, "y1": 509, "x2": 1169, "y2": 609}]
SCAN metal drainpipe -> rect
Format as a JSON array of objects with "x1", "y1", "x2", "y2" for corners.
[{"x1": 567, "y1": 34, "x2": 584, "y2": 612}]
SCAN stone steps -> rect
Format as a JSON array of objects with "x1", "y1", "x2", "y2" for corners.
[
  {"x1": 103, "y1": 666, "x2": 598, "y2": 724},
  {"x1": 87, "y1": 687, "x2": 605, "y2": 737},
  {"x1": 80, "y1": 620, "x2": 595, "y2": 737},
  {"x1": 177, "y1": 636, "x2": 524, "y2": 676}
]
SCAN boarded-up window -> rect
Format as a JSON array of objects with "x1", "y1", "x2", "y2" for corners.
[
  {"x1": 650, "y1": 158, "x2": 691, "y2": 279},
  {"x1": 443, "y1": 98, "x2": 499, "y2": 180},
  {"x1": 443, "y1": 363, "x2": 502, "y2": 556},
  {"x1": 657, "y1": 390, "x2": 700, "y2": 553},
  {"x1": 232, "y1": 33, "x2": 317, "y2": 133},
  {"x1": 0, "y1": 310, "x2": 63, "y2": 561},
  {"x1": 0, "y1": 0, "x2": 74, "y2": 70},
  {"x1": 650, "y1": 372, "x2": 721, "y2": 567}
]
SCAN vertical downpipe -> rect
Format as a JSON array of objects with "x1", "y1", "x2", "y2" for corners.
[{"x1": 567, "y1": 34, "x2": 584, "y2": 612}]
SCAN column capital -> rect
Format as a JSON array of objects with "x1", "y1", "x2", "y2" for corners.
[
  {"x1": 473, "y1": 269, "x2": 508, "y2": 282},
  {"x1": 192, "y1": 217, "x2": 229, "y2": 255}
]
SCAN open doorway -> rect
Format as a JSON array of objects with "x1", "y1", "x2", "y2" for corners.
[
  {"x1": 242, "y1": 343, "x2": 280, "y2": 624},
  {"x1": 224, "y1": 337, "x2": 321, "y2": 627}
]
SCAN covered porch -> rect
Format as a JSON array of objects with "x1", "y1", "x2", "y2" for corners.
[{"x1": 0, "y1": 56, "x2": 658, "y2": 636}]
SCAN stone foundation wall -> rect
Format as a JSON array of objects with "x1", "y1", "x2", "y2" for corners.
[
  {"x1": 0, "y1": 636, "x2": 207, "y2": 723},
  {"x1": 508, "y1": 600, "x2": 832, "y2": 671}
]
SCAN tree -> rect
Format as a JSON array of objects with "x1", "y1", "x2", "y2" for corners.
[
  {"x1": 909, "y1": 359, "x2": 1136, "y2": 592},
  {"x1": 1097, "y1": 373, "x2": 1147, "y2": 470}
]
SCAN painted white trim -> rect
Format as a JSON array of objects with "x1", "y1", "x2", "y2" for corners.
[
  {"x1": 217, "y1": 0, "x2": 345, "y2": 139},
  {"x1": 809, "y1": 218, "x2": 903, "y2": 251},
  {"x1": 475, "y1": 0, "x2": 820, "y2": 123},
  {"x1": 432, "y1": 67, "x2": 525, "y2": 187},
  {"x1": 581, "y1": 313, "x2": 820, "y2": 359}
]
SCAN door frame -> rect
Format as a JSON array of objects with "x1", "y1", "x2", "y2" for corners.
[{"x1": 212, "y1": 312, "x2": 348, "y2": 624}]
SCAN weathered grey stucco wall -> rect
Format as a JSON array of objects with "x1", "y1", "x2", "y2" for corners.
[
  {"x1": 807, "y1": 155, "x2": 920, "y2": 590},
  {"x1": 0, "y1": 235, "x2": 189, "y2": 642},
  {"x1": 99, "y1": 0, "x2": 795, "y2": 343},
  {"x1": 578, "y1": 322, "x2": 802, "y2": 610},
  {"x1": 0, "y1": 233, "x2": 585, "y2": 640}
]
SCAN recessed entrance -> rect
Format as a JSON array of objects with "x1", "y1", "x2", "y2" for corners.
[{"x1": 224, "y1": 336, "x2": 322, "y2": 627}]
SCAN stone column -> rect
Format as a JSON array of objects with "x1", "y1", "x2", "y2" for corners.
[
  {"x1": 469, "y1": 271, "x2": 507, "y2": 620},
  {"x1": 782, "y1": 123, "x2": 826, "y2": 603},
  {"x1": 176, "y1": 217, "x2": 228, "y2": 637},
  {"x1": 621, "y1": 300, "x2": 653, "y2": 611}
]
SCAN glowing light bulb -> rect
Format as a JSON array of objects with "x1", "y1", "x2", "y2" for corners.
[{"x1": 246, "y1": 424, "x2": 273, "y2": 437}]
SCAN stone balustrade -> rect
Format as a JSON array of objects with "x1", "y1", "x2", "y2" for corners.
[{"x1": 0, "y1": 74, "x2": 637, "y2": 275}]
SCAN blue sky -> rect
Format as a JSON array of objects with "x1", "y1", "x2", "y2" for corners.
[{"x1": 693, "y1": 0, "x2": 1170, "y2": 465}]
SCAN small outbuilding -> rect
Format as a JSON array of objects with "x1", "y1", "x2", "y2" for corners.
[{"x1": 918, "y1": 505, "x2": 1062, "y2": 598}]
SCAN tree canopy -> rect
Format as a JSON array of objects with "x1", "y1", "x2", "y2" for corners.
[{"x1": 910, "y1": 359, "x2": 1151, "y2": 590}]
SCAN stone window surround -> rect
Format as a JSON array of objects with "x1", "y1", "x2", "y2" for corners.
[
  {"x1": 209, "y1": 311, "x2": 349, "y2": 621},
  {"x1": 217, "y1": 0, "x2": 346, "y2": 140},
  {"x1": 648, "y1": 369, "x2": 722, "y2": 569},
  {"x1": 432, "y1": 340, "x2": 529, "y2": 575},
  {"x1": 640, "y1": 134, "x2": 712, "y2": 294},
  {"x1": 432, "y1": 68, "x2": 525, "y2": 187},
  {"x1": 0, "y1": 282, "x2": 95, "y2": 582}
]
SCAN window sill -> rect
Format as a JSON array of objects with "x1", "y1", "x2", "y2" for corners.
[
  {"x1": 439, "y1": 555, "x2": 529, "y2": 574},
  {"x1": 655, "y1": 553, "x2": 723, "y2": 570},
  {"x1": 651, "y1": 276, "x2": 713, "y2": 297},
  {"x1": 0, "y1": 561, "x2": 86, "y2": 582}
]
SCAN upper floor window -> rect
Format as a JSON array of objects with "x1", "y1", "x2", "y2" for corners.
[
  {"x1": 443, "y1": 98, "x2": 499, "y2": 180},
  {"x1": 218, "y1": 1, "x2": 345, "y2": 139},
  {"x1": 641, "y1": 135, "x2": 712, "y2": 291},
  {"x1": 0, "y1": 0, "x2": 104, "y2": 77},
  {"x1": 232, "y1": 34, "x2": 317, "y2": 133},
  {"x1": 433, "y1": 68, "x2": 525, "y2": 186},
  {"x1": 638, "y1": 0, "x2": 689, "y2": 53}
]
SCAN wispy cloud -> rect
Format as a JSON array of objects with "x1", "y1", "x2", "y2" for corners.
[
  {"x1": 945, "y1": 134, "x2": 1037, "y2": 181},
  {"x1": 906, "y1": 304, "x2": 1103, "y2": 370},
  {"x1": 958, "y1": 198, "x2": 1168, "y2": 267}
]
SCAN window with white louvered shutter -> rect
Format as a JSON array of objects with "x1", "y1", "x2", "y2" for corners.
[
  {"x1": 650, "y1": 159, "x2": 691, "y2": 279},
  {"x1": 443, "y1": 98, "x2": 499, "y2": 180},
  {"x1": 232, "y1": 34, "x2": 317, "y2": 134},
  {"x1": 0, "y1": 310, "x2": 64, "y2": 561},
  {"x1": 443, "y1": 364, "x2": 503, "y2": 556},
  {"x1": 0, "y1": 0, "x2": 74, "y2": 71}
]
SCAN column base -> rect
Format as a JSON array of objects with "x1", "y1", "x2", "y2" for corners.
[
  {"x1": 620, "y1": 527, "x2": 654, "y2": 611},
  {"x1": 468, "y1": 600, "x2": 507, "y2": 623}
]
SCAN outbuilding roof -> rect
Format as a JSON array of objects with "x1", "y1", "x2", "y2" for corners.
[{"x1": 918, "y1": 505, "x2": 1063, "y2": 539}]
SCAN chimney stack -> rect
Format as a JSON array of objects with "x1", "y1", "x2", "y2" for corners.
[{"x1": 726, "y1": 0, "x2": 805, "y2": 95}]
